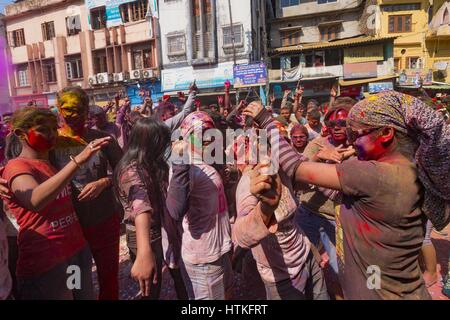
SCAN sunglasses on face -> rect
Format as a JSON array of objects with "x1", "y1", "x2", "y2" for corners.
[
  {"x1": 326, "y1": 119, "x2": 347, "y2": 128},
  {"x1": 346, "y1": 127, "x2": 380, "y2": 143}
]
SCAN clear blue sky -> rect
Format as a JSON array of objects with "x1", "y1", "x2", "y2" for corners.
[{"x1": 0, "y1": 1, "x2": 14, "y2": 15}]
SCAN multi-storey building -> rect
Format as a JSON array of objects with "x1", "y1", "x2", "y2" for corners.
[
  {"x1": 376, "y1": 0, "x2": 430, "y2": 75},
  {"x1": 426, "y1": 0, "x2": 450, "y2": 85},
  {"x1": 4, "y1": 0, "x2": 160, "y2": 110},
  {"x1": 0, "y1": 14, "x2": 12, "y2": 114},
  {"x1": 158, "y1": 0, "x2": 267, "y2": 101},
  {"x1": 267, "y1": 0, "x2": 397, "y2": 102}
]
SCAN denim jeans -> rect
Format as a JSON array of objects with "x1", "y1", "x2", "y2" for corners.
[
  {"x1": 183, "y1": 252, "x2": 234, "y2": 300},
  {"x1": 296, "y1": 205, "x2": 338, "y2": 275},
  {"x1": 17, "y1": 246, "x2": 94, "y2": 300}
]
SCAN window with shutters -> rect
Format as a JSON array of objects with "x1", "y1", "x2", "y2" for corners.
[
  {"x1": 90, "y1": 7, "x2": 107, "y2": 30},
  {"x1": 192, "y1": 0, "x2": 215, "y2": 59},
  {"x1": 280, "y1": 30, "x2": 301, "y2": 47},
  {"x1": 388, "y1": 15, "x2": 412, "y2": 33},
  {"x1": 120, "y1": 0, "x2": 148, "y2": 23},
  {"x1": 42, "y1": 60, "x2": 57, "y2": 83},
  {"x1": 320, "y1": 25, "x2": 339, "y2": 41},
  {"x1": 42, "y1": 22, "x2": 55, "y2": 41},
  {"x1": 394, "y1": 58, "x2": 401, "y2": 73},
  {"x1": 132, "y1": 47, "x2": 152, "y2": 69},
  {"x1": 65, "y1": 55, "x2": 83, "y2": 79},
  {"x1": 17, "y1": 64, "x2": 29, "y2": 87},
  {"x1": 223, "y1": 24, "x2": 243, "y2": 48},
  {"x1": 66, "y1": 15, "x2": 81, "y2": 36},
  {"x1": 9, "y1": 29, "x2": 25, "y2": 47},
  {"x1": 93, "y1": 52, "x2": 108, "y2": 74}
]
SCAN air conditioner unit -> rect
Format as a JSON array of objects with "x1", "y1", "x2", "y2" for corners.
[
  {"x1": 96, "y1": 72, "x2": 110, "y2": 84},
  {"x1": 113, "y1": 72, "x2": 125, "y2": 82},
  {"x1": 142, "y1": 68, "x2": 153, "y2": 79},
  {"x1": 130, "y1": 69, "x2": 141, "y2": 80},
  {"x1": 88, "y1": 75, "x2": 98, "y2": 85}
]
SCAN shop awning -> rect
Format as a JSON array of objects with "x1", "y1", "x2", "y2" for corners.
[
  {"x1": 270, "y1": 75, "x2": 338, "y2": 84},
  {"x1": 339, "y1": 75, "x2": 398, "y2": 87},
  {"x1": 273, "y1": 36, "x2": 397, "y2": 54}
]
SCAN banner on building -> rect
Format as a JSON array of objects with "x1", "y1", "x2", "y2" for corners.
[
  {"x1": 86, "y1": 0, "x2": 141, "y2": 28},
  {"x1": 343, "y1": 62, "x2": 377, "y2": 79},
  {"x1": 233, "y1": 63, "x2": 267, "y2": 88},
  {"x1": 162, "y1": 62, "x2": 235, "y2": 92},
  {"x1": 368, "y1": 81, "x2": 394, "y2": 93},
  {"x1": 398, "y1": 69, "x2": 433, "y2": 86},
  {"x1": 343, "y1": 45, "x2": 384, "y2": 64}
]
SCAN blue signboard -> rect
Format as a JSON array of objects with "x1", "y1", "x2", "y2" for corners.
[
  {"x1": 233, "y1": 63, "x2": 267, "y2": 88},
  {"x1": 85, "y1": 0, "x2": 137, "y2": 28},
  {"x1": 368, "y1": 81, "x2": 394, "y2": 93}
]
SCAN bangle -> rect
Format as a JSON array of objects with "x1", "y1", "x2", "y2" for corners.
[{"x1": 70, "y1": 155, "x2": 82, "y2": 169}]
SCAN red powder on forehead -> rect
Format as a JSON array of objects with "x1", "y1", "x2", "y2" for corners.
[{"x1": 359, "y1": 111, "x2": 365, "y2": 118}]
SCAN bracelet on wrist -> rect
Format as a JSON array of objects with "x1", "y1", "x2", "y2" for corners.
[{"x1": 70, "y1": 155, "x2": 82, "y2": 169}]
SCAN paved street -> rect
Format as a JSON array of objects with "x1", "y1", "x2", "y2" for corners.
[{"x1": 93, "y1": 225, "x2": 449, "y2": 300}]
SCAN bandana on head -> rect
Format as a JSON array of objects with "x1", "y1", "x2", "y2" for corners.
[
  {"x1": 180, "y1": 111, "x2": 215, "y2": 139},
  {"x1": 349, "y1": 91, "x2": 450, "y2": 230}
]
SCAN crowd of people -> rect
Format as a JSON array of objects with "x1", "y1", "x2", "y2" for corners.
[{"x1": 0, "y1": 80, "x2": 449, "y2": 300}]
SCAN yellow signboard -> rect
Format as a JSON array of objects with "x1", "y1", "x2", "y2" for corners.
[{"x1": 344, "y1": 45, "x2": 384, "y2": 64}]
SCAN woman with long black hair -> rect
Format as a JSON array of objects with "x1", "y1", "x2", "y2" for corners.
[{"x1": 114, "y1": 117, "x2": 180, "y2": 299}]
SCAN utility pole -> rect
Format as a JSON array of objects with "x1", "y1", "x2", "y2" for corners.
[
  {"x1": 227, "y1": 0, "x2": 237, "y2": 66},
  {"x1": 228, "y1": 0, "x2": 239, "y2": 105}
]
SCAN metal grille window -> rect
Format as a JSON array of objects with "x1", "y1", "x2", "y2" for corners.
[
  {"x1": 42, "y1": 61, "x2": 57, "y2": 82},
  {"x1": 17, "y1": 65, "x2": 29, "y2": 87},
  {"x1": 281, "y1": 0, "x2": 300, "y2": 7},
  {"x1": 90, "y1": 7, "x2": 107, "y2": 30},
  {"x1": 42, "y1": 21, "x2": 55, "y2": 41},
  {"x1": 389, "y1": 15, "x2": 412, "y2": 33},
  {"x1": 317, "y1": 0, "x2": 337, "y2": 4},
  {"x1": 66, "y1": 15, "x2": 81, "y2": 36},
  {"x1": 381, "y1": 4, "x2": 421, "y2": 12},
  {"x1": 8, "y1": 29, "x2": 26, "y2": 47},
  {"x1": 167, "y1": 35, "x2": 185, "y2": 55},
  {"x1": 65, "y1": 56, "x2": 83, "y2": 79},
  {"x1": 223, "y1": 24, "x2": 243, "y2": 47},
  {"x1": 120, "y1": 0, "x2": 148, "y2": 23}
]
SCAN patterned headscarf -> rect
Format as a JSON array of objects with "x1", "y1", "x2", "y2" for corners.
[{"x1": 349, "y1": 91, "x2": 450, "y2": 230}]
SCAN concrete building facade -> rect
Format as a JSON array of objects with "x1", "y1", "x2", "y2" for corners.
[
  {"x1": 159, "y1": 0, "x2": 267, "y2": 97},
  {"x1": 267, "y1": 0, "x2": 396, "y2": 101},
  {"x1": 4, "y1": 0, "x2": 160, "y2": 109}
]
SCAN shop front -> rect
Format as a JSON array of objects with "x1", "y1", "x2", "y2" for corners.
[
  {"x1": 11, "y1": 94, "x2": 49, "y2": 110},
  {"x1": 126, "y1": 79, "x2": 163, "y2": 109}
]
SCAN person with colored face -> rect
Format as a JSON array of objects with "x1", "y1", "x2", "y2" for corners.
[
  {"x1": 1, "y1": 107, "x2": 111, "y2": 300},
  {"x1": 166, "y1": 111, "x2": 233, "y2": 300},
  {"x1": 244, "y1": 91, "x2": 449, "y2": 299},
  {"x1": 53, "y1": 86, "x2": 124, "y2": 300},
  {"x1": 290, "y1": 124, "x2": 309, "y2": 154},
  {"x1": 231, "y1": 131, "x2": 330, "y2": 300}
]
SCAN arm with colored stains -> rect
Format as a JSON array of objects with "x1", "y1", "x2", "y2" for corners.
[
  {"x1": 233, "y1": 174, "x2": 277, "y2": 249},
  {"x1": 116, "y1": 102, "x2": 130, "y2": 126},
  {"x1": 77, "y1": 135, "x2": 124, "y2": 202},
  {"x1": 8, "y1": 138, "x2": 110, "y2": 211},
  {"x1": 247, "y1": 104, "x2": 342, "y2": 191},
  {"x1": 166, "y1": 164, "x2": 191, "y2": 221},
  {"x1": 164, "y1": 91, "x2": 196, "y2": 133}
]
